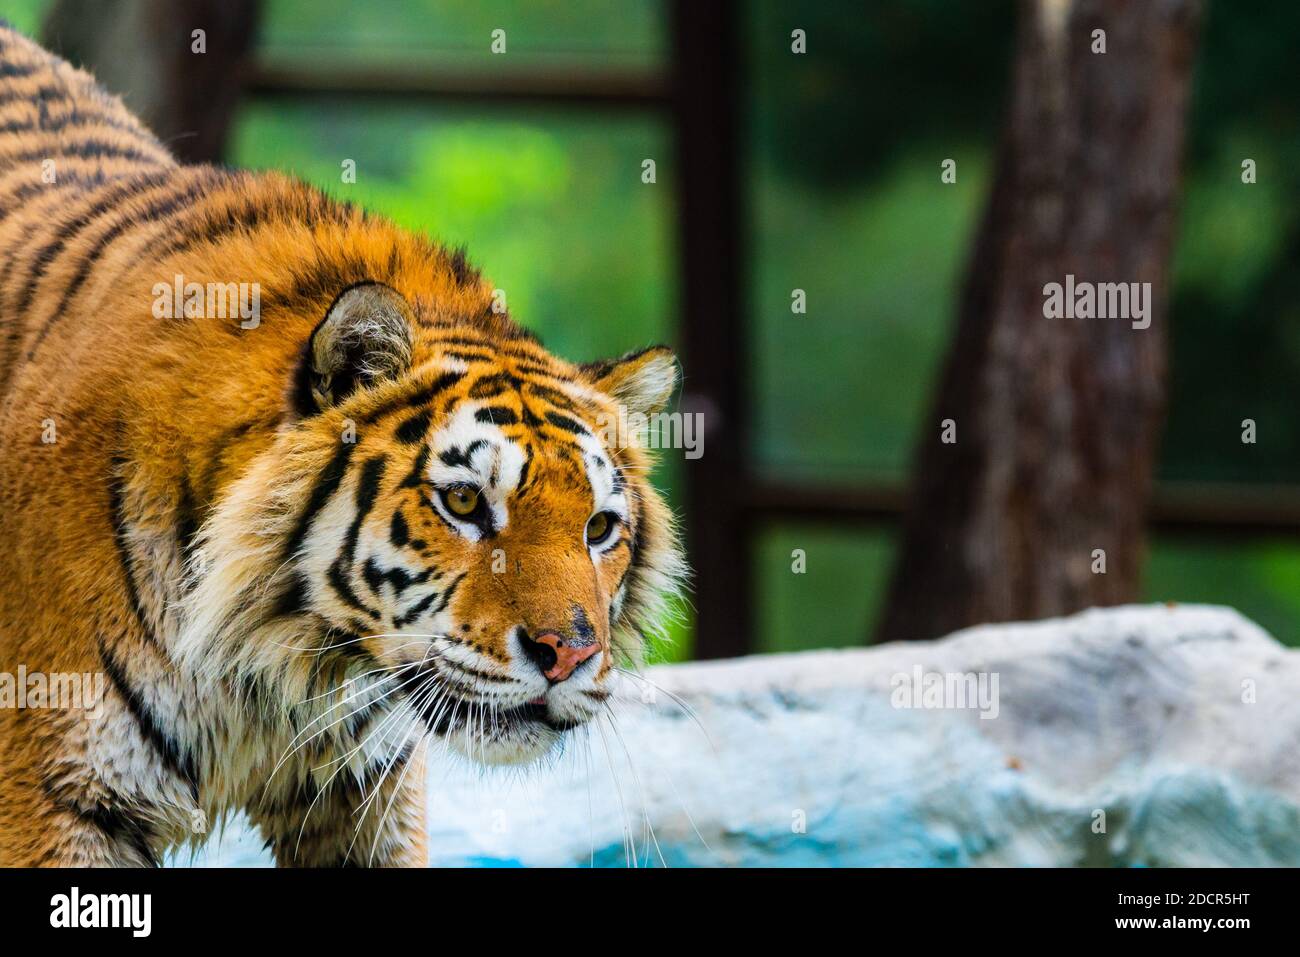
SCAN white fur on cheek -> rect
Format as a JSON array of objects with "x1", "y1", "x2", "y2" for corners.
[{"x1": 576, "y1": 431, "x2": 626, "y2": 520}]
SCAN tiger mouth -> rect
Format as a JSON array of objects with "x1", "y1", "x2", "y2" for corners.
[{"x1": 418, "y1": 695, "x2": 582, "y2": 736}]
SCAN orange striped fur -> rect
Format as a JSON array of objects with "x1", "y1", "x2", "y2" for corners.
[{"x1": 0, "y1": 25, "x2": 684, "y2": 867}]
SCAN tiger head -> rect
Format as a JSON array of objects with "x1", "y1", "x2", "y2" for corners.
[{"x1": 180, "y1": 280, "x2": 686, "y2": 767}]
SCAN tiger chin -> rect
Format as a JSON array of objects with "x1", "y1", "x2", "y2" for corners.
[{"x1": 0, "y1": 26, "x2": 685, "y2": 867}]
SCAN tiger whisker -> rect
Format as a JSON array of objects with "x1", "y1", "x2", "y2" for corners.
[
  {"x1": 307, "y1": 674, "x2": 428, "y2": 779},
  {"x1": 357, "y1": 682, "x2": 434, "y2": 821},
  {"x1": 613, "y1": 666, "x2": 715, "y2": 754},
  {"x1": 266, "y1": 666, "x2": 428, "y2": 787},
  {"x1": 295, "y1": 659, "x2": 414, "y2": 706},
  {"x1": 581, "y1": 723, "x2": 597, "y2": 868},
  {"x1": 350, "y1": 676, "x2": 447, "y2": 863},
  {"x1": 291, "y1": 693, "x2": 422, "y2": 862},
  {"x1": 282, "y1": 662, "x2": 412, "y2": 746},
  {"x1": 602, "y1": 709, "x2": 666, "y2": 868},
  {"x1": 368, "y1": 731, "x2": 431, "y2": 866},
  {"x1": 271, "y1": 631, "x2": 450, "y2": 654},
  {"x1": 303, "y1": 642, "x2": 443, "y2": 783},
  {"x1": 593, "y1": 712, "x2": 635, "y2": 868},
  {"x1": 597, "y1": 694, "x2": 716, "y2": 863},
  {"x1": 285, "y1": 638, "x2": 429, "y2": 726}
]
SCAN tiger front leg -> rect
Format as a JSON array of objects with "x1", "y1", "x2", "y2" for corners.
[
  {"x1": 0, "y1": 765, "x2": 161, "y2": 867},
  {"x1": 250, "y1": 750, "x2": 429, "y2": 868}
]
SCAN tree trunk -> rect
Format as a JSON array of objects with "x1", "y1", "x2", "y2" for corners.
[
  {"x1": 42, "y1": 0, "x2": 261, "y2": 164},
  {"x1": 875, "y1": 0, "x2": 1202, "y2": 643}
]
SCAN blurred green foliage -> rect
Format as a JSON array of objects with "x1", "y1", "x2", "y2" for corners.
[
  {"x1": 3, "y1": 0, "x2": 45, "y2": 33},
  {"x1": 757, "y1": 526, "x2": 896, "y2": 653},
  {"x1": 750, "y1": 0, "x2": 1014, "y2": 189},
  {"x1": 1147, "y1": 537, "x2": 1300, "y2": 638}
]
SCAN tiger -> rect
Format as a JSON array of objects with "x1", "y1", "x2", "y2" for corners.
[{"x1": 0, "y1": 24, "x2": 685, "y2": 867}]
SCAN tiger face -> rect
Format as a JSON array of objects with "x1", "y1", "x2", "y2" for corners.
[{"x1": 181, "y1": 281, "x2": 685, "y2": 768}]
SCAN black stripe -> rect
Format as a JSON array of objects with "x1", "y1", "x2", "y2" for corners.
[
  {"x1": 13, "y1": 169, "x2": 173, "y2": 317},
  {"x1": 0, "y1": 139, "x2": 167, "y2": 165},
  {"x1": 527, "y1": 383, "x2": 581, "y2": 412},
  {"x1": 394, "y1": 409, "x2": 432, "y2": 445},
  {"x1": 475, "y1": 406, "x2": 518, "y2": 426},
  {"x1": 0, "y1": 60, "x2": 38, "y2": 78},
  {"x1": 443, "y1": 350, "x2": 494, "y2": 363},
  {"x1": 398, "y1": 445, "x2": 430, "y2": 490},
  {"x1": 0, "y1": 176, "x2": 89, "y2": 230},
  {"x1": 98, "y1": 638, "x2": 199, "y2": 798},
  {"x1": 146, "y1": 184, "x2": 352, "y2": 268},
  {"x1": 323, "y1": 628, "x2": 375, "y2": 665},
  {"x1": 444, "y1": 660, "x2": 516, "y2": 684},
  {"x1": 1, "y1": 110, "x2": 148, "y2": 138},
  {"x1": 438, "y1": 439, "x2": 487, "y2": 469},
  {"x1": 497, "y1": 338, "x2": 549, "y2": 359},
  {"x1": 39, "y1": 108, "x2": 154, "y2": 139},
  {"x1": 361, "y1": 370, "x2": 465, "y2": 424},
  {"x1": 328, "y1": 565, "x2": 379, "y2": 618},
  {"x1": 43, "y1": 788, "x2": 159, "y2": 867},
  {"x1": 350, "y1": 456, "x2": 388, "y2": 536},
  {"x1": 520, "y1": 402, "x2": 544, "y2": 428},
  {"x1": 326, "y1": 455, "x2": 388, "y2": 617},
  {"x1": 256, "y1": 249, "x2": 371, "y2": 318},
  {"x1": 429, "y1": 335, "x2": 494, "y2": 350},
  {"x1": 434, "y1": 572, "x2": 465, "y2": 613},
  {"x1": 394, "y1": 572, "x2": 465, "y2": 627},
  {"x1": 516, "y1": 445, "x2": 534, "y2": 493},
  {"x1": 468, "y1": 371, "x2": 522, "y2": 400},
  {"x1": 0, "y1": 83, "x2": 64, "y2": 109},
  {"x1": 447, "y1": 246, "x2": 476, "y2": 285},
  {"x1": 175, "y1": 473, "x2": 201, "y2": 567},
  {"x1": 273, "y1": 574, "x2": 310, "y2": 618},
  {"x1": 362, "y1": 557, "x2": 431, "y2": 598},
  {"x1": 28, "y1": 172, "x2": 218, "y2": 358},
  {"x1": 545, "y1": 411, "x2": 589, "y2": 435},
  {"x1": 629, "y1": 495, "x2": 646, "y2": 570},
  {"x1": 0, "y1": 218, "x2": 38, "y2": 333},
  {"x1": 106, "y1": 456, "x2": 157, "y2": 647},
  {"x1": 144, "y1": 191, "x2": 275, "y2": 263},
  {"x1": 282, "y1": 440, "x2": 356, "y2": 563},
  {"x1": 513, "y1": 362, "x2": 568, "y2": 380},
  {"x1": 411, "y1": 372, "x2": 468, "y2": 404},
  {"x1": 390, "y1": 511, "x2": 410, "y2": 547}
]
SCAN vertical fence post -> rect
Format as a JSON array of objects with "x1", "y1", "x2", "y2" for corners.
[{"x1": 670, "y1": 0, "x2": 751, "y2": 658}]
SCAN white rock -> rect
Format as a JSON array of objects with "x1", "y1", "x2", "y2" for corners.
[{"x1": 181, "y1": 604, "x2": 1300, "y2": 867}]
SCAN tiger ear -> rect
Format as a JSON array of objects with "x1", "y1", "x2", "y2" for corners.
[
  {"x1": 582, "y1": 346, "x2": 678, "y2": 417},
  {"x1": 295, "y1": 282, "x2": 415, "y2": 414}
]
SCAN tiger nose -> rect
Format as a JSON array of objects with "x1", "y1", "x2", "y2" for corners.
[{"x1": 520, "y1": 630, "x2": 599, "y2": 683}]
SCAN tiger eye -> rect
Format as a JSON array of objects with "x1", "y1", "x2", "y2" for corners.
[
  {"x1": 445, "y1": 486, "x2": 480, "y2": 516},
  {"x1": 586, "y1": 511, "x2": 612, "y2": 545}
]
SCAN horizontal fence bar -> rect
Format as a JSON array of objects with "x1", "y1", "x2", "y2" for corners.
[
  {"x1": 246, "y1": 60, "x2": 670, "y2": 109},
  {"x1": 1147, "y1": 482, "x2": 1300, "y2": 535},
  {"x1": 746, "y1": 479, "x2": 1300, "y2": 537},
  {"x1": 745, "y1": 480, "x2": 906, "y2": 524}
]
